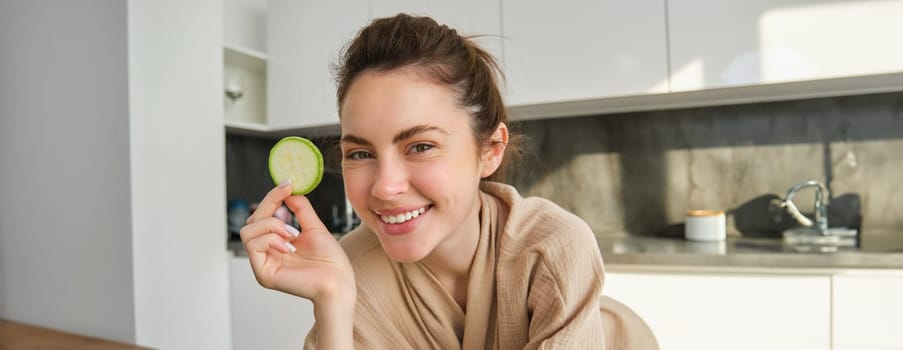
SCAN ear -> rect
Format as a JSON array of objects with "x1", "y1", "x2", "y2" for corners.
[{"x1": 480, "y1": 122, "x2": 509, "y2": 178}]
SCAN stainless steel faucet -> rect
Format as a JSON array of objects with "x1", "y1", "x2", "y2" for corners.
[{"x1": 780, "y1": 180, "x2": 830, "y2": 234}]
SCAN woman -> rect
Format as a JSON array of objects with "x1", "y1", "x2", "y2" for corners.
[{"x1": 240, "y1": 14, "x2": 606, "y2": 349}]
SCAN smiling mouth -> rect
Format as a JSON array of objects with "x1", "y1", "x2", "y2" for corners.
[{"x1": 378, "y1": 206, "x2": 430, "y2": 224}]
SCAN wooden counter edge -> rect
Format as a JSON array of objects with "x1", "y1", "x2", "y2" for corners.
[{"x1": 0, "y1": 319, "x2": 153, "y2": 350}]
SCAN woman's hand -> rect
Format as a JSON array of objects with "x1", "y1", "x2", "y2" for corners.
[{"x1": 239, "y1": 181, "x2": 356, "y2": 304}]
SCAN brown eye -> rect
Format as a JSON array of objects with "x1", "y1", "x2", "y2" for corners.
[
  {"x1": 409, "y1": 143, "x2": 434, "y2": 154},
  {"x1": 346, "y1": 150, "x2": 374, "y2": 160}
]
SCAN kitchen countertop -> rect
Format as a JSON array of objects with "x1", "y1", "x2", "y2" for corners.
[
  {"x1": 598, "y1": 234, "x2": 903, "y2": 269},
  {"x1": 229, "y1": 233, "x2": 903, "y2": 270}
]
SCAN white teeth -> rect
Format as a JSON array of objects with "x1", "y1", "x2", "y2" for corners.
[{"x1": 380, "y1": 207, "x2": 427, "y2": 224}]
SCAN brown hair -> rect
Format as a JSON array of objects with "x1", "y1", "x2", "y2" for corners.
[{"x1": 334, "y1": 13, "x2": 525, "y2": 182}]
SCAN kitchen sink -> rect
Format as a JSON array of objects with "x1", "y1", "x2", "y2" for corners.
[{"x1": 782, "y1": 226, "x2": 858, "y2": 252}]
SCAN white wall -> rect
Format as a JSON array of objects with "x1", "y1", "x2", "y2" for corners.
[
  {"x1": 0, "y1": 1, "x2": 231, "y2": 348},
  {"x1": 127, "y1": 0, "x2": 232, "y2": 349},
  {"x1": 0, "y1": 0, "x2": 136, "y2": 343}
]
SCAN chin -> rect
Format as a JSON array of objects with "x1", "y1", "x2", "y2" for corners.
[{"x1": 380, "y1": 243, "x2": 431, "y2": 263}]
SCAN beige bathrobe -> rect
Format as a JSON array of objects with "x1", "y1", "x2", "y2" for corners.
[{"x1": 305, "y1": 182, "x2": 608, "y2": 349}]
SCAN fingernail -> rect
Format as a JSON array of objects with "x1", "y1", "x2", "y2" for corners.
[
  {"x1": 284, "y1": 224, "x2": 300, "y2": 237},
  {"x1": 278, "y1": 179, "x2": 292, "y2": 188},
  {"x1": 283, "y1": 241, "x2": 296, "y2": 253}
]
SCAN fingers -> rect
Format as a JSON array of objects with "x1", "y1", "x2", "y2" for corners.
[
  {"x1": 239, "y1": 217, "x2": 300, "y2": 243},
  {"x1": 284, "y1": 195, "x2": 329, "y2": 233},
  {"x1": 244, "y1": 232, "x2": 296, "y2": 256},
  {"x1": 244, "y1": 233, "x2": 297, "y2": 289},
  {"x1": 246, "y1": 180, "x2": 294, "y2": 224}
]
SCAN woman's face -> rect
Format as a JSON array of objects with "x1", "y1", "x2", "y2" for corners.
[{"x1": 339, "y1": 68, "x2": 496, "y2": 263}]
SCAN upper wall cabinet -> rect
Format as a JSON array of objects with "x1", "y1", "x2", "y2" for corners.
[
  {"x1": 224, "y1": 0, "x2": 267, "y2": 53},
  {"x1": 371, "y1": 0, "x2": 503, "y2": 67},
  {"x1": 668, "y1": 0, "x2": 903, "y2": 91},
  {"x1": 258, "y1": 0, "x2": 903, "y2": 130},
  {"x1": 267, "y1": 0, "x2": 369, "y2": 130},
  {"x1": 501, "y1": 0, "x2": 669, "y2": 107}
]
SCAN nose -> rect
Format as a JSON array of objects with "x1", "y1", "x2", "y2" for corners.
[{"x1": 371, "y1": 156, "x2": 409, "y2": 200}]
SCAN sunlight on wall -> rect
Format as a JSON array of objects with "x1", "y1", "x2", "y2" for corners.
[
  {"x1": 722, "y1": 47, "x2": 815, "y2": 85},
  {"x1": 759, "y1": 0, "x2": 903, "y2": 82},
  {"x1": 650, "y1": 75, "x2": 671, "y2": 93},
  {"x1": 669, "y1": 58, "x2": 705, "y2": 91}
]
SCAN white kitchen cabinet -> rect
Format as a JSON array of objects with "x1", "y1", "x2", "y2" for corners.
[
  {"x1": 501, "y1": 0, "x2": 669, "y2": 107},
  {"x1": 224, "y1": 0, "x2": 267, "y2": 53},
  {"x1": 605, "y1": 271, "x2": 832, "y2": 350},
  {"x1": 267, "y1": 0, "x2": 369, "y2": 129},
  {"x1": 370, "y1": 0, "x2": 502, "y2": 67},
  {"x1": 258, "y1": 1, "x2": 903, "y2": 125},
  {"x1": 230, "y1": 256, "x2": 316, "y2": 350},
  {"x1": 832, "y1": 273, "x2": 903, "y2": 350},
  {"x1": 668, "y1": 0, "x2": 903, "y2": 91}
]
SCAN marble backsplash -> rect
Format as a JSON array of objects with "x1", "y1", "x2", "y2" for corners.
[
  {"x1": 508, "y1": 92, "x2": 903, "y2": 238},
  {"x1": 227, "y1": 91, "x2": 902, "y2": 239}
]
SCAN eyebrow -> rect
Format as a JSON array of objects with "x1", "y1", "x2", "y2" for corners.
[{"x1": 341, "y1": 124, "x2": 448, "y2": 147}]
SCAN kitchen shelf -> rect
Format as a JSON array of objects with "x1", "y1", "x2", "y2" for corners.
[
  {"x1": 224, "y1": 44, "x2": 266, "y2": 72},
  {"x1": 224, "y1": 43, "x2": 268, "y2": 127},
  {"x1": 224, "y1": 119, "x2": 269, "y2": 136},
  {"x1": 225, "y1": 120, "x2": 341, "y2": 138}
]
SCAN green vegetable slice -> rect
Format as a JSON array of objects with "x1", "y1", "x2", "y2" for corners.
[{"x1": 268, "y1": 136, "x2": 324, "y2": 195}]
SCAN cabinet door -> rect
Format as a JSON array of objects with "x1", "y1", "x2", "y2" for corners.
[
  {"x1": 605, "y1": 272, "x2": 831, "y2": 350},
  {"x1": 668, "y1": 0, "x2": 903, "y2": 91},
  {"x1": 371, "y1": 0, "x2": 502, "y2": 67},
  {"x1": 501, "y1": 0, "x2": 668, "y2": 107},
  {"x1": 267, "y1": 0, "x2": 369, "y2": 129},
  {"x1": 224, "y1": 0, "x2": 267, "y2": 53},
  {"x1": 832, "y1": 274, "x2": 903, "y2": 349},
  {"x1": 230, "y1": 257, "x2": 315, "y2": 350}
]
